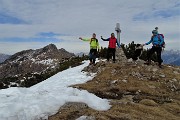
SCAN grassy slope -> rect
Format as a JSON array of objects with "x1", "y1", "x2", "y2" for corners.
[{"x1": 49, "y1": 60, "x2": 180, "y2": 120}]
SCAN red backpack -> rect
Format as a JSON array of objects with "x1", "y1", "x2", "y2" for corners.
[{"x1": 158, "y1": 34, "x2": 165, "y2": 48}]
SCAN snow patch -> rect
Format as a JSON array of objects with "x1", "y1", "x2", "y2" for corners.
[{"x1": 0, "y1": 61, "x2": 111, "y2": 120}]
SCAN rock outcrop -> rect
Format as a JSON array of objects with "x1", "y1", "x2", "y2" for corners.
[{"x1": 116, "y1": 47, "x2": 128, "y2": 62}]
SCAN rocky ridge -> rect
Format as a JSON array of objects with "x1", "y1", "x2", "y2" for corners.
[
  {"x1": 0, "y1": 44, "x2": 74, "y2": 79},
  {"x1": 0, "y1": 44, "x2": 75, "y2": 88},
  {"x1": 49, "y1": 48, "x2": 180, "y2": 120}
]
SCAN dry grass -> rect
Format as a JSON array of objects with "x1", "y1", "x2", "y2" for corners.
[{"x1": 49, "y1": 61, "x2": 180, "y2": 120}]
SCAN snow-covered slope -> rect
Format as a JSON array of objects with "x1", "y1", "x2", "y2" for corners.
[{"x1": 0, "y1": 61, "x2": 111, "y2": 120}]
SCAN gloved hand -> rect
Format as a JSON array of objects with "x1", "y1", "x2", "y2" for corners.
[{"x1": 141, "y1": 44, "x2": 145, "y2": 46}]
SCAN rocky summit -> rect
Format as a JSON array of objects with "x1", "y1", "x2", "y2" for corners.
[
  {"x1": 49, "y1": 48, "x2": 180, "y2": 120},
  {"x1": 0, "y1": 44, "x2": 75, "y2": 88}
]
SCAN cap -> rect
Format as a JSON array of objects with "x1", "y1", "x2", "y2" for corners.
[{"x1": 152, "y1": 30, "x2": 158, "y2": 34}]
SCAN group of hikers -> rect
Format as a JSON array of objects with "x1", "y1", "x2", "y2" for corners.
[
  {"x1": 79, "y1": 33, "x2": 120, "y2": 64},
  {"x1": 79, "y1": 27, "x2": 164, "y2": 68}
]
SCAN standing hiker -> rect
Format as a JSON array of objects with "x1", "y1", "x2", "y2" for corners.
[
  {"x1": 143, "y1": 30, "x2": 164, "y2": 68},
  {"x1": 79, "y1": 33, "x2": 100, "y2": 65},
  {"x1": 101, "y1": 33, "x2": 120, "y2": 63}
]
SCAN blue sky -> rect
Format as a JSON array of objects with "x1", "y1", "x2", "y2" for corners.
[
  {"x1": 0, "y1": 13, "x2": 27, "y2": 24},
  {"x1": 133, "y1": 8, "x2": 180, "y2": 21},
  {"x1": 0, "y1": 0, "x2": 179, "y2": 54},
  {"x1": 0, "y1": 37, "x2": 61, "y2": 42}
]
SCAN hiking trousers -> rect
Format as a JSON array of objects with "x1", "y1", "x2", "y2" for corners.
[
  {"x1": 107, "y1": 48, "x2": 116, "y2": 62},
  {"x1": 89, "y1": 49, "x2": 97, "y2": 64},
  {"x1": 147, "y1": 46, "x2": 162, "y2": 65}
]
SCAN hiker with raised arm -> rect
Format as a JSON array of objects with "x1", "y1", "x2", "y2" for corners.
[
  {"x1": 143, "y1": 29, "x2": 164, "y2": 68},
  {"x1": 79, "y1": 33, "x2": 100, "y2": 65},
  {"x1": 101, "y1": 33, "x2": 120, "y2": 63}
]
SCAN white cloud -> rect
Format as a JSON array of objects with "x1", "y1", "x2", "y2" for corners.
[
  {"x1": 0, "y1": 42, "x2": 49, "y2": 54},
  {"x1": 0, "y1": 0, "x2": 179, "y2": 54}
]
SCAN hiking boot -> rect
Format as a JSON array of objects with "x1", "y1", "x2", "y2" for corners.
[
  {"x1": 144, "y1": 62, "x2": 151, "y2": 65},
  {"x1": 105, "y1": 60, "x2": 109, "y2": 63},
  {"x1": 93, "y1": 63, "x2": 96, "y2": 66},
  {"x1": 89, "y1": 62, "x2": 93, "y2": 65},
  {"x1": 158, "y1": 64, "x2": 162, "y2": 68}
]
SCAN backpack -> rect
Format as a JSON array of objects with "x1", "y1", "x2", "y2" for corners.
[
  {"x1": 90, "y1": 38, "x2": 98, "y2": 44},
  {"x1": 158, "y1": 34, "x2": 165, "y2": 48}
]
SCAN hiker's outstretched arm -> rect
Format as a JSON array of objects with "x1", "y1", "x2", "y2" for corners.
[
  {"x1": 101, "y1": 36, "x2": 110, "y2": 41},
  {"x1": 145, "y1": 39, "x2": 152, "y2": 45},
  {"x1": 80, "y1": 38, "x2": 90, "y2": 41}
]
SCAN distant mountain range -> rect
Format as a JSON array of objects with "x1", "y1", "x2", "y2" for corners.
[
  {"x1": 162, "y1": 50, "x2": 180, "y2": 66},
  {"x1": 76, "y1": 52, "x2": 88, "y2": 57},
  {"x1": 1, "y1": 49, "x2": 180, "y2": 66},
  {"x1": 0, "y1": 53, "x2": 11, "y2": 63}
]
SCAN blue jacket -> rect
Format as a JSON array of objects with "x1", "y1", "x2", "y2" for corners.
[{"x1": 145, "y1": 34, "x2": 164, "y2": 47}]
